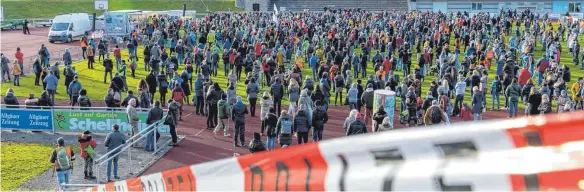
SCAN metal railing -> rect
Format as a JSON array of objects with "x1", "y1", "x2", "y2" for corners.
[{"x1": 93, "y1": 116, "x2": 169, "y2": 184}]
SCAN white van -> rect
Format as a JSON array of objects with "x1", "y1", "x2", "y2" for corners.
[{"x1": 48, "y1": 13, "x2": 90, "y2": 43}]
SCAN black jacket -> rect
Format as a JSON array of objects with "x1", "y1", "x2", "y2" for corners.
[
  {"x1": 346, "y1": 119, "x2": 367, "y2": 136},
  {"x1": 265, "y1": 113, "x2": 279, "y2": 137}
]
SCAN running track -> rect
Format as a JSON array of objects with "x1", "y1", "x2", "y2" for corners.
[{"x1": 141, "y1": 104, "x2": 509, "y2": 175}]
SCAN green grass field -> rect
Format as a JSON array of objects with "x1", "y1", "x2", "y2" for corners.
[
  {"x1": 2, "y1": 0, "x2": 242, "y2": 20},
  {"x1": 2, "y1": 23, "x2": 584, "y2": 111},
  {"x1": 0, "y1": 143, "x2": 55, "y2": 191}
]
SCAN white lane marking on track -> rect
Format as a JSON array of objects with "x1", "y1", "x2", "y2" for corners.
[
  {"x1": 195, "y1": 128, "x2": 206, "y2": 136},
  {"x1": 184, "y1": 112, "x2": 192, "y2": 117}
]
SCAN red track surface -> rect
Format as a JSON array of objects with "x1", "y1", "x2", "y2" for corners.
[
  {"x1": 142, "y1": 104, "x2": 509, "y2": 175},
  {"x1": 1, "y1": 27, "x2": 78, "y2": 74}
]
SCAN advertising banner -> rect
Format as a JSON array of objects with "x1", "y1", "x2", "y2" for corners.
[
  {"x1": 372, "y1": 90, "x2": 396, "y2": 131},
  {"x1": 52, "y1": 109, "x2": 169, "y2": 134},
  {"x1": 104, "y1": 12, "x2": 128, "y2": 36},
  {"x1": 0, "y1": 108, "x2": 53, "y2": 131}
]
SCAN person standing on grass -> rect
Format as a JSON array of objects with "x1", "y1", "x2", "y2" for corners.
[
  {"x1": 231, "y1": 96, "x2": 249, "y2": 147},
  {"x1": 67, "y1": 75, "x2": 82, "y2": 106},
  {"x1": 80, "y1": 37, "x2": 88, "y2": 60},
  {"x1": 215, "y1": 93, "x2": 231, "y2": 138},
  {"x1": 104, "y1": 124, "x2": 126, "y2": 182},
  {"x1": 246, "y1": 77, "x2": 259, "y2": 117},
  {"x1": 15, "y1": 47, "x2": 24, "y2": 76},
  {"x1": 50, "y1": 137, "x2": 75, "y2": 188},
  {"x1": 1, "y1": 53, "x2": 11, "y2": 83},
  {"x1": 87, "y1": 44, "x2": 95, "y2": 69},
  {"x1": 33, "y1": 58, "x2": 42, "y2": 86},
  {"x1": 39, "y1": 44, "x2": 50, "y2": 68},
  {"x1": 103, "y1": 54, "x2": 114, "y2": 83},
  {"x1": 145, "y1": 100, "x2": 163, "y2": 151},
  {"x1": 43, "y1": 69, "x2": 59, "y2": 105},
  {"x1": 63, "y1": 48, "x2": 72, "y2": 66},
  {"x1": 78, "y1": 130, "x2": 97, "y2": 180},
  {"x1": 11, "y1": 61, "x2": 21, "y2": 86},
  {"x1": 113, "y1": 45, "x2": 122, "y2": 69}
]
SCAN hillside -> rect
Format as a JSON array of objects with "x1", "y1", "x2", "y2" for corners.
[{"x1": 2, "y1": 0, "x2": 241, "y2": 19}]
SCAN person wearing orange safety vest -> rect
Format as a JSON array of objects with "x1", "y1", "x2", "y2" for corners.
[
  {"x1": 50, "y1": 137, "x2": 75, "y2": 188},
  {"x1": 86, "y1": 45, "x2": 95, "y2": 69}
]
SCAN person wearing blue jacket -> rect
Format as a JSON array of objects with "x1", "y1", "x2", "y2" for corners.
[
  {"x1": 347, "y1": 83, "x2": 359, "y2": 110},
  {"x1": 67, "y1": 75, "x2": 83, "y2": 106},
  {"x1": 194, "y1": 74, "x2": 205, "y2": 115},
  {"x1": 310, "y1": 54, "x2": 318, "y2": 79},
  {"x1": 231, "y1": 96, "x2": 248, "y2": 147},
  {"x1": 43, "y1": 70, "x2": 59, "y2": 105}
]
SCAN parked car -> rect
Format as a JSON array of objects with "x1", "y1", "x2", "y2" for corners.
[{"x1": 0, "y1": 19, "x2": 23, "y2": 30}]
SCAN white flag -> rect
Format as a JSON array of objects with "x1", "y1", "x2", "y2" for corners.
[{"x1": 272, "y1": 3, "x2": 279, "y2": 23}]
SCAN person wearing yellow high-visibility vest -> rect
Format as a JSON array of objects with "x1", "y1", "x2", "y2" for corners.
[{"x1": 50, "y1": 137, "x2": 75, "y2": 188}]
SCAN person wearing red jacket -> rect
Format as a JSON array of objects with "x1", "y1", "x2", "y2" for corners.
[
  {"x1": 15, "y1": 47, "x2": 24, "y2": 76},
  {"x1": 382, "y1": 56, "x2": 392, "y2": 81},
  {"x1": 78, "y1": 130, "x2": 97, "y2": 180},
  {"x1": 518, "y1": 68, "x2": 531, "y2": 86}
]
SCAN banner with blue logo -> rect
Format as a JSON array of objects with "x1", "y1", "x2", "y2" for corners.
[{"x1": 1, "y1": 108, "x2": 53, "y2": 131}]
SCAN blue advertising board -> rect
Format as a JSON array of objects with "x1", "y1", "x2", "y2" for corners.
[{"x1": 1, "y1": 108, "x2": 53, "y2": 131}]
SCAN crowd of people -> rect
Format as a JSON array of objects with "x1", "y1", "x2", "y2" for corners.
[{"x1": 3, "y1": 8, "x2": 584, "y2": 186}]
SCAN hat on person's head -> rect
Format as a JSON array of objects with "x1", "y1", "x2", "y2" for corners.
[
  {"x1": 561, "y1": 90, "x2": 567, "y2": 95},
  {"x1": 367, "y1": 83, "x2": 373, "y2": 88},
  {"x1": 355, "y1": 112, "x2": 361, "y2": 119},
  {"x1": 83, "y1": 130, "x2": 91, "y2": 135},
  {"x1": 74, "y1": 75, "x2": 79, "y2": 79},
  {"x1": 29, "y1": 93, "x2": 35, "y2": 98},
  {"x1": 57, "y1": 137, "x2": 65, "y2": 146}
]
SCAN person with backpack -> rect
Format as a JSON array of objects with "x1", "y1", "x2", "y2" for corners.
[
  {"x1": 505, "y1": 78, "x2": 522, "y2": 118},
  {"x1": 214, "y1": 94, "x2": 231, "y2": 138},
  {"x1": 346, "y1": 112, "x2": 367, "y2": 136},
  {"x1": 557, "y1": 90, "x2": 572, "y2": 113},
  {"x1": 231, "y1": 96, "x2": 249, "y2": 147},
  {"x1": 424, "y1": 100, "x2": 448, "y2": 125},
  {"x1": 276, "y1": 110, "x2": 293, "y2": 147},
  {"x1": 77, "y1": 89, "x2": 91, "y2": 110},
  {"x1": 67, "y1": 75, "x2": 82, "y2": 106},
  {"x1": 50, "y1": 137, "x2": 75, "y2": 187},
  {"x1": 104, "y1": 124, "x2": 126, "y2": 182},
  {"x1": 271, "y1": 77, "x2": 284, "y2": 115},
  {"x1": 78, "y1": 131, "x2": 97, "y2": 180},
  {"x1": 249, "y1": 132, "x2": 267, "y2": 153}
]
